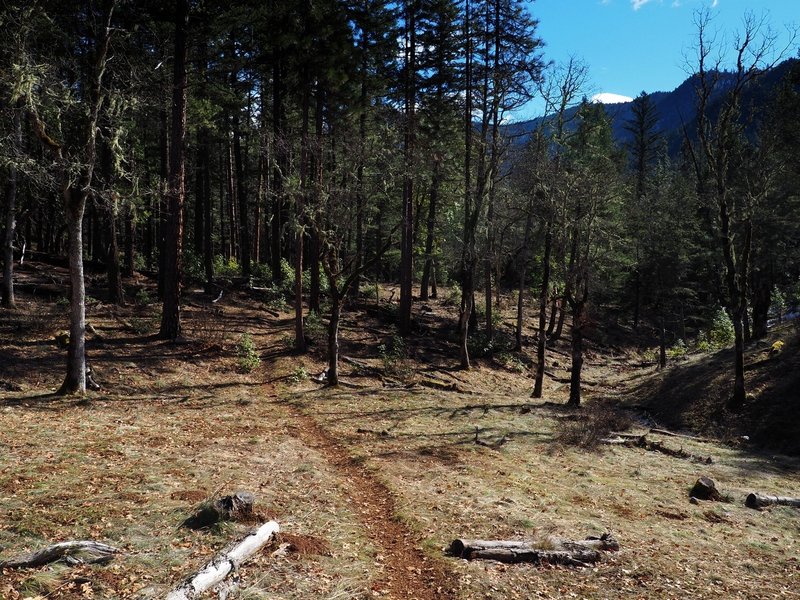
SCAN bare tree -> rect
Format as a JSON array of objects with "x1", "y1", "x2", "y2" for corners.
[{"x1": 686, "y1": 9, "x2": 797, "y2": 408}]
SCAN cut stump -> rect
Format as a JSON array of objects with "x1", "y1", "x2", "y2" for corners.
[
  {"x1": 182, "y1": 491, "x2": 255, "y2": 529},
  {"x1": 690, "y1": 477, "x2": 721, "y2": 501}
]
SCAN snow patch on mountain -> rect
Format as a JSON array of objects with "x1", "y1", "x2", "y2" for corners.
[{"x1": 591, "y1": 92, "x2": 634, "y2": 105}]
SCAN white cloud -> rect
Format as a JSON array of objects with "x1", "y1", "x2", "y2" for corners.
[
  {"x1": 631, "y1": 0, "x2": 653, "y2": 10},
  {"x1": 591, "y1": 93, "x2": 635, "y2": 104}
]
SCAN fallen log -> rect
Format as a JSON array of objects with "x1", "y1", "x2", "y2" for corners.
[
  {"x1": 448, "y1": 534, "x2": 618, "y2": 566},
  {"x1": 602, "y1": 435, "x2": 713, "y2": 464},
  {"x1": 166, "y1": 521, "x2": 280, "y2": 600},
  {"x1": 0, "y1": 540, "x2": 120, "y2": 569},
  {"x1": 745, "y1": 493, "x2": 800, "y2": 510}
]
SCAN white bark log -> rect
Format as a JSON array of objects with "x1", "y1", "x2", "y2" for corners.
[{"x1": 166, "y1": 521, "x2": 279, "y2": 600}]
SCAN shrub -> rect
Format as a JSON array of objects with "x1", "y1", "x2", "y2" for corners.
[
  {"x1": 697, "y1": 308, "x2": 734, "y2": 350},
  {"x1": 289, "y1": 366, "x2": 309, "y2": 383},
  {"x1": 237, "y1": 333, "x2": 260, "y2": 373},
  {"x1": 183, "y1": 250, "x2": 205, "y2": 283},
  {"x1": 304, "y1": 310, "x2": 325, "y2": 343},
  {"x1": 770, "y1": 286, "x2": 786, "y2": 321},
  {"x1": 214, "y1": 255, "x2": 241, "y2": 279},
  {"x1": 555, "y1": 401, "x2": 633, "y2": 449},
  {"x1": 135, "y1": 288, "x2": 152, "y2": 306},
  {"x1": 666, "y1": 339, "x2": 687, "y2": 359},
  {"x1": 379, "y1": 334, "x2": 410, "y2": 377},
  {"x1": 443, "y1": 285, "x2": 461, "y2": 307}
]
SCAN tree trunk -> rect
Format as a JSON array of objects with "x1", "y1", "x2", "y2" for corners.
[
  {"x1": 193, "y1": 131, "x2": 205, "y2": 259},
  {"x1": 295, "y1": 83, "x2": 310, "y2": 353},
  {"x1": 751, "y1": 274, "x2": 770, "y2": 339},
  {"x1": 546, "y1": 289, "x2": 558, "y2": 337},
  {"x1": 730, "y1": 309, "x2": 746, "y2": 408},
  {"x1": 2, "y1": 103, "x2": 20, "y2": 308},
  {"x1": 123, "y1": 203, "x2": 134, "y2": 277},
  {"x1": 515, "y1": 206, "x2": 534, "y2": 351},
  {"x1": 398, "y1": 2, "x2": 416, "y2": 336},
  {"x1": 271, "y1": 59, "x2": 285, "y2": 281},
  {"x1": 659, "y1": 316, "x2": 667, "y2": 369},
  {"x1": 226, "y1": 139, "x2": 238, "y2": 261},
  {"x1": 159, "y1": 0, "x2": 188, "y2": 341},
  {"x1": 106, "y1": 199, "x2": 124, "y2": 305},
  {"x1": 327, "y1": 289, "x2": 342, "y2": 386},
  {"x1": 568, "y1": 301, "x2": 585, "y2": 407},
  {"x1": 420, "y1": 159, "x2": 441, "y2": 301},
  {"x1": 352, "y1": 74, "x2": 367, "y2": 301},
  {"x1": 459, "y1": 0, "x2": 473, "y2": 370},
  {"x1": 58, "y1": 189, "x2": 88, "y2": 395},
  {"x1": 233, "y1": 114, "x2": 251, "y2": 279},
  {"x1": 200, "y1": 130, "x2": 213, "y2": 286},
  {"x1": 533, "y1": 222, "x2": 551, "y2": 397},
  {"x1": 157, "y1": 106, "x2": 169, "y2": 298}
]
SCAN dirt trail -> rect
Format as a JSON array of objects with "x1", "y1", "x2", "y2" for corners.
[{"x1": 275, "y1": 390, "x2": 457, "y2": 600}]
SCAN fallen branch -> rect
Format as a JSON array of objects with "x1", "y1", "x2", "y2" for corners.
[
  {"x1": 448, "y1": 534, "x2": 618, "y2": 566},
  {"x1": 166, "y1": 521, "x2": 280, "y2": 600},
  {"x1": 0, "y1": 541, "x2": 120, "y2": 569},
  {"x1": 649, "y1": 428, "x2": 713, "y2": 443},
  {"x1": 745, "y1": 493, "x2": 800, "y2": 510},
  {"x1": 602, "y1": 435, "x2": 712, "y2": 464}
]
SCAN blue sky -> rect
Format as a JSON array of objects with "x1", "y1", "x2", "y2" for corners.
[{"x1": 518, "y1": 0, "x2": 799, "y2": 120}]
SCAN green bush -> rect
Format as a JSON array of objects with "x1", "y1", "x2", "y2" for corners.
[
  {"x1": 237, "y1": 333, "x2": 261, "y2": 373},
  {"x1": 183, "y1": 250, "x2": 205, "y2": 282},
  {"x1": 289, "y1": 366, "x2": 309, "y2": 383},
  {"x1": 379, "y1": 334, "x2": 409, "y2": 377},
  {"x1": 304, "y1": 310, "x2": 326, "y2": 343},
  {"x1": 135, "y1": 288, "x2": 152, "y2": 306},
  {"x1": 666, "y1": 339, "x2": 687, "y2": 358},
  {"x1": 697, "y1": 308, "x2": 734, "y2": 352},
  {"x1": 214, "y1": 255, "x2": 241, "y2": 279},
  {"x1": 443, "y1": 285, "x2": 461, "y2": 307},
  {"x1": 708, "y1": 308, "x2": 735, "y2": 348},
  {"x1": 770, "y1": 286, "x2": 786, "y2": 320}
]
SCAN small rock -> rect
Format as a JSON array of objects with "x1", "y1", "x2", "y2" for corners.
[{"x1": 689, "y1": 497, "x2": 699, "y2": 505}]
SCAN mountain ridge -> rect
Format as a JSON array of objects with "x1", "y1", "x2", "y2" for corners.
[{"x1": 506, "y1": 58, "x2": 798, "y2": 154}]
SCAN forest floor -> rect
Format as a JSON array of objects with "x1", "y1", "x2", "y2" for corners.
[{"x1": 1, "y1": 261, "x2": 799, "y2": 599}]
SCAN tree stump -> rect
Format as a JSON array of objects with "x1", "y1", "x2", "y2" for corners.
[
  {"x1": 690, "y1": 477, "x2": 721, "y2": 501},
  {"x1": 182, "y1": 491, "x2": 255, "y2": 529}
]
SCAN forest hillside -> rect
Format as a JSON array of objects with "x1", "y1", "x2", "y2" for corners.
[{"x1": 1, "y1": 1, "x2": 799, "y2": 598}]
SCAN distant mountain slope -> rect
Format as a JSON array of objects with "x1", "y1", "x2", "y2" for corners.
[{"x1": 506, "y1": 58, "x2": 798, "y2": 155}]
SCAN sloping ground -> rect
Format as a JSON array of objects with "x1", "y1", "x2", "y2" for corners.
[
  {"x1": 1, "y1": 266, "x2": 799, "y2": 598},
  {"x1": 629, "y1": 326, "x2": 800, "y2": 455}
]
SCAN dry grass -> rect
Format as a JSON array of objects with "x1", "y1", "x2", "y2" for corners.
[
  {"x1": 2, "y1": 270, "x2": 799, "y2": 599},
  {"x1": 285, "y1": 382, "x2": 800, "y2": 599}
]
